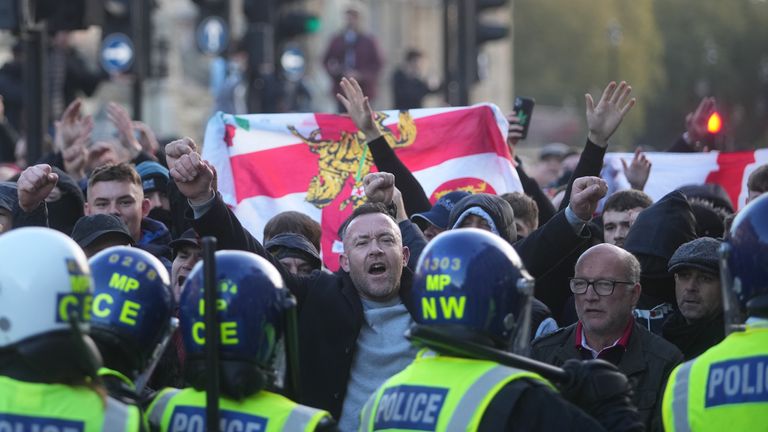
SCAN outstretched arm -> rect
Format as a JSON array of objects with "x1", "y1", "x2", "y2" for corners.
[
  {"x1": 559, "y1": 81, "x2": 636, "y2": 210},
  {"x1": 337, "y1": 77, "x2": 431, "y2": 216}
]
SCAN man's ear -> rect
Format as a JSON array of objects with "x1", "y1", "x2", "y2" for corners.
[
  {"x1": 631, "y1": 282, "x2": 642, "y2": 307},
  {"x1": 84, "y1": 202, "x2": 91, "y2": 215},
  {"x1": 402, "y1": 246, "x2": 410, "y2": 266},
  {"x1": 339, "y1": 253, "x2": 351, "y2": 272},
  {"x1": 141, "y1": 198, "x2": 151, "y2": 218}
]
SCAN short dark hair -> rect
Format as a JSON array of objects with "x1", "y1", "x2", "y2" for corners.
[
  {"x1": 263, "y1": 211, "x2": 322, "y2": 251},
  {"x1": 500, "y1": 192, "x2": 538, "y2": 229},
  {"x1": 87, "y1": 163, "x2": 142, "y2": 193},
  {"x1": 338, "y1": 202, "x2": 396, "y2": 239},
  {"x1": 748, "y1": 164, "x2": 768, "y2": 194},
  {"x1": 603, "y1": 190, "x2": 653, "y2": 213}
]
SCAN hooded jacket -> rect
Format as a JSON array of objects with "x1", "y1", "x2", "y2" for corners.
[
  {"x1": 623, "y1": 191, "x2": 697, "y2": 333},
  {"x1": 448, "y1": 194, "x2": 518, "y2": 243},
  {"x1": 138, "y1": 217, "x2": 173, "y2": 267}
]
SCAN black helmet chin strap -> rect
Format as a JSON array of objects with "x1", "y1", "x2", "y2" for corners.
[
  {"x1": 283, "y1": 294, "x2": 301, "y2": 401},
  {"x1": 406, "y1": 324, "x2": 568, "y2": 384},
  {"x1": 68, "y1": 311, "x2": 102, "y2": 381},
  {"x1": 134, "y1": 317, "x2": 179, "y2": 394}
]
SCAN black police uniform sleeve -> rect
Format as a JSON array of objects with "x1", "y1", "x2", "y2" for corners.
[
  {"x1": 559, "y1": 359, "x2": 644, "y2": 432},
  {"x1": 558, "y1": 139, "x2": 607, "y2": 212},
  {"x1": 478, "y1": 378, "x2": 607, "y2": 432},
  {"x1": 367, "y1": 135, "x2": 433, "y2": 217},
  {"x1": 514, "y1": 157, "x2": 557, "y2": 226}
]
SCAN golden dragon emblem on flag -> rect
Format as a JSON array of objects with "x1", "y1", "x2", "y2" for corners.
[{"x1": 288, "y1": 111, "x2": 417, "y2": 210}]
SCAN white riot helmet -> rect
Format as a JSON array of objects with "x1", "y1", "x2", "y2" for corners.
[{"x1": 0, "y1": 227, "x2": 93, "y2": 348}]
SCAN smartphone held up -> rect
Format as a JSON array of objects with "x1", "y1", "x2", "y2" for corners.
[{"x1": 513, "y1": 97, "x2": 535, "y2": 139}]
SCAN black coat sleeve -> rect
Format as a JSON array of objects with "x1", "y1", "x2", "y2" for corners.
[
  {"x1": 515, "y1": 158, "x2": 556, "y2": 226},
  {"x1": 479, "y1": 379, "x2": 607, "y2": 432},
  {"x1": 513, "y1": 210, "x2": 590, "y2": 279},
  {"x1": 667, "y1": 134, "x2": 697, "y2": 153},
  {"x1": 189, "y1": 192, "x2": 312, "y2": 304},
  {"x1": 558, "y1": 140, "x2": 607, "y2": 212},
  {"x1": 368, "y1": 135, "x2": 432, "y2": 216}
]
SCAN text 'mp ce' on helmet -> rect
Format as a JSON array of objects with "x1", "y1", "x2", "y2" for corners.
[
  {"x1": 412, "y1": 228, "x2": 535, "y2": 353},
  {"x1": 0, "y1": 227, "x2": 93, "y2": 349},
  {"x1": 88, "y1": 246, "x2": 174, "y2": 370},
  {"x1": 179, "y1": 250, "x2": 294, "y2": 369}
]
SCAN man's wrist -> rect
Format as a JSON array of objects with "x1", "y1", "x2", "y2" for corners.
[
  {"x1": 565, "y1": 206, "x2": 590, "y2": 234},
  {"x1": 587, "y1": 132, "x2": 608, "y2": 148},
  {"x1": 363, "y1": 127, "x2": 383, "y2": 141},
  {"x1": 189, "y1": 189, "x2": 215, "y2": 206}
]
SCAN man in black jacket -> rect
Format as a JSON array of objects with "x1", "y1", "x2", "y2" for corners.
[
  {"x1": 662, "y1": 237, "x2": 725, "y2": 360},
  {"x1": 164, "y1": 136, "x2": 425, "y2": 429},
  {"x1": 532, "y1": 243, "x2": 683, "y2": 430}
]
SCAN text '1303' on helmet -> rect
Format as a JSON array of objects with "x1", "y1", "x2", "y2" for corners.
[
  {"x1": 179, "y1": 250, "x2": 295, "y2": 368},
  {"x1": 88, "y1": 246, "x2": 174, "y2": 370},
  {"x1": 411, "y1": 228, "x2": 535, "y2": 354},
  {"x1": 720, "y1": 193, "x2": 768, "y2": 329},
  {"x1": 0, "y1": 227, "x2": 93, "y2": 349}
]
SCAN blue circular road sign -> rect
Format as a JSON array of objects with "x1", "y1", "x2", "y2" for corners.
[
  {"x1": 196, "y1": 16, "x2": 229, "y2": 56},
  {"x1": 100, "y1": 33, "x2": 135, "y2": 74}
]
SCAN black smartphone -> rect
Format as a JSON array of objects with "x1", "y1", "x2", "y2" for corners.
[{"x1": 513, "y1": 97, "x2": 536, "y2": 139}]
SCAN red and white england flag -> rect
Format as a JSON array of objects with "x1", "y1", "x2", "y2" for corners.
[
  {"x1": 604, "y1": 149, "x2": 768, "y2": 210},
  {"x1": 202, "y1": 104, "x2": 521, "y2": 270}
]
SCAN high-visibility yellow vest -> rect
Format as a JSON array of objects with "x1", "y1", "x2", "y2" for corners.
[
  {"x1": 0, "y1": 375, "x2": 140, "y2": 431},
  {"x1": 662, "y1": 324, "x2": 768, "y2": 432},
  {"x1": 146, "y1": 387, "x2": 331, "y2": 432},
  {"x1": 359, "y1": 350, "x2": 554, "y2": 431},
  {"x1": 98, "y1": 367, "x2": 135, "y2": 389}
]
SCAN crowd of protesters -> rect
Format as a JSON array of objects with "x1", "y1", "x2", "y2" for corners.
[{"x1": 1, "y1": 55, "x2": 767, "y2": 431}]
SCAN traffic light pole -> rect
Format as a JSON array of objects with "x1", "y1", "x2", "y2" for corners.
[
  {"x1": 23, "y1": 25, "x2": 48, "y2": 165},
  {"x1": 444, "y1": 0, "x2": 471, "y2": 106},
  {"x1": 131, "y1": 0, "x2": 148, "y2": 120}
]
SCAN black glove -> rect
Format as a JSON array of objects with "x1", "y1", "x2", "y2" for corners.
[{"x1": 559, "y1": 359, "x2": 644, "y2": 432}]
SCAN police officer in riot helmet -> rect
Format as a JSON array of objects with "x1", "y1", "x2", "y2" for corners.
[
  {"x1": 361, "y1": 229, "x2": 643, "y2": 432},
  {"x1": 662, "y1": 194, "x2": 768, "y2": 431},
  {"x1": 88, "y1": 246, "x2": 176, "y2": 404},
  {"x1": 147, "y1": 250, "x2": 336, "y2": 431},
  {"x1": 0, "y1": 227, "x2": 141, "y2": 430}
]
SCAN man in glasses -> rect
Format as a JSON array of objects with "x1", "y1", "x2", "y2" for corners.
[{"x1": 532, "y1": 243, "x2": 683, "y2": 430}]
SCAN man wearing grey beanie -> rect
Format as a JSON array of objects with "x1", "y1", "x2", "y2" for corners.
[{"x1": 662, "y1": 237, "x2": 725, "y2": 360}]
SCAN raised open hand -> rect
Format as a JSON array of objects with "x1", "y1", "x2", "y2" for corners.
[
  {"x1": 336, "y1": 77, "x2": 381, "y2": 140},
  {"x1": 585, "y1": 81, "x2": 636, "y2": 148}
]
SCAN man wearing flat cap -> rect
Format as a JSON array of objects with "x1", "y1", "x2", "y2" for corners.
[{"x1": 662, "y1": 237, "x2": 725, "y2": 360}]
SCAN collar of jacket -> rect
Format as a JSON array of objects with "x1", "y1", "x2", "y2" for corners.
[
  {"x1": 337, "y1": 266, "x2": 417, "y2": 327},
  {"x1": 552, "y1": 322, "x2": 649, "y2": 377}
]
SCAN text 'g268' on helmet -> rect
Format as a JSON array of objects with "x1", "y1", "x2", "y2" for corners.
[
  {"x1": 179, "y1": 250, "x2": 295, "y2": 367},
  {"x1": 88, "y1": 246, "x2": 174, "y2": 367},
  {"x1": 0, "y1": 227, "x2": 93, "y2": 348},
  {"x1": 412, "y1": 228, "x2": 535, "y2": 352}
]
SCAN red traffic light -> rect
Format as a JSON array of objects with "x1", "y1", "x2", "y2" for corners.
[{"x1": 707, "y1": 112, "x2": 722, "y2": 134}]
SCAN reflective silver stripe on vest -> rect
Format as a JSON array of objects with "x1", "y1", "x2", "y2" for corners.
[
  {"x1": 284, "y1": 404, "x2": 325, "y2": 431},
  {"x1": 672, "y1": 360, "x2": 694, "y2": 432},
  {"x1": 148, "y1": 388, "x2": 181, "y2": 427},
  {"x1": 103, "y1": 397, "x2": 130, "y2": 431},
  {"x1": 359, "y1": 394, "x2": 377, "y2": 432},
  {"x1": 446, "y1": 365, "x2": 522, "y2": 430}
]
